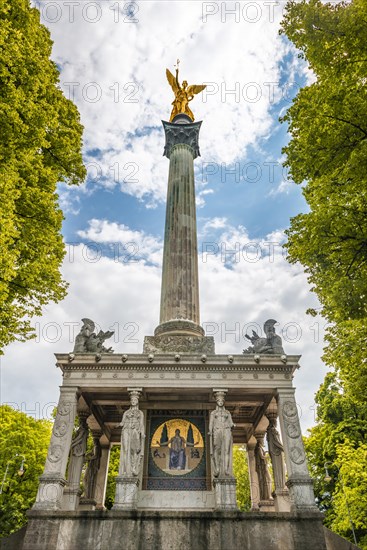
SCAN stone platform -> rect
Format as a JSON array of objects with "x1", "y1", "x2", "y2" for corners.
[{"x1": 22, "y1": 510, "x2": 327, "y2": 550}]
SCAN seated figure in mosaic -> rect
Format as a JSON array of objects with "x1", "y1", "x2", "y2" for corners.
[{"x1": 160, "y1": 428, "x2": 198, "y2": 470}]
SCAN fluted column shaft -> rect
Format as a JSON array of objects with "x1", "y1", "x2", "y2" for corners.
[{"x1": 160, "y1": 143, "x2": 200, "y2": 326}]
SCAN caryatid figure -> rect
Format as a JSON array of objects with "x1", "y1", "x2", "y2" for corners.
[
  {"x1": 208, "y1": 390, "x2": 235, "y2": 477},
  {"x1": 254, "y1": 433, "x2": 272, "y2": 501},
  {"x1": 119, "y1": 390, "x2": 145, "y2": 477},
  {"x1": 266, "y1": 414, "x2": 286, "y2": 491}
]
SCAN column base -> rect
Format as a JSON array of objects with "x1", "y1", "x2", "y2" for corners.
[
  {"x1": 273, "y1": 488, "x2": 291, "y2": 512},
  {"x1": 154, "y1": 320, "x2": 205, "y2": 338},
  {"x1": 144, "y1": 334, "x2": 214, "y2": 354},
  {"x1": 112, "y1": 476, "x2": 139, "y2": 510},
  {"x1": 213, "y1": 477, "x2": 237, "y2": 510},
  {"x1": 286, "y1": 475, "x2": 318, "y2": 511},
  {"x1": 32, "y1": 474, "x2": 66, "y2": 511},
  {"x1": 79, "y1": 498, "x2": 97, "y2": 511},
  {"x1": 62, "y1": 486, "x2": 82, "y2": 511}
]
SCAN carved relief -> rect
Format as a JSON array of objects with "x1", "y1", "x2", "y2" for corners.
[
  {"x1": 58, "y1": 403, "x2": 71, "y2": 416},
  {"x1": 48, "y1": 445, "x2": 63, "y2": 463},
  {"x1": 53, "y1": 421, "x2": 68, "y2": 438},
  {"x1": 282, "y1": 401, "x2": 298, "y2": 418},
  {"x1": 286, "y1": 422, "x2": 301, "y2": 439},
  {"x1": 290, "y1": 446, "x2": 305, "y2": 465},
  {"x1": 143, "y1": 334, "x2": 214, "y2": 354}
]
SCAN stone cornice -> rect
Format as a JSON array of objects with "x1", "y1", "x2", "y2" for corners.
[
  {"x1": 56, "y1": 354, "x2": 300, "y2": 387},
  {"x1": 56, "y1": 353, "x2": 300, "y2": 371}
]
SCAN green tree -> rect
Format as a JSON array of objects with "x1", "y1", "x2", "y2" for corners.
[
  {"x1": 233, "y1": 445, "x2": 251, "y2": 511},
  {"x1": 0, "y1": 0, "x2": 86, "y2": 352},
  {"x1": 280, "y1": 0, "x2": 367, "y2": 545},
  {"x1": 332, "y1": 442, "x2": 367, "y2": 549},
  {"x1": 281, "y1": 0, "x2": 367, "y2": 329},
  {"x1": 0, "y1": 405, "x2": 52, "y2": 537},
  {"x1": 105, "y1": 446, "x2": 119, "y2": 510},
  {"x1": 304, "y1": 373, "x2": 367, "y2": 527}
]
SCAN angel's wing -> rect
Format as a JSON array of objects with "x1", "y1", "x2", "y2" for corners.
[
  {"x1": 166, "y1": 69, "x2": 179, "y2": 93},
  {"x1": 186, "y1": 84, "x2": 206, "y2": 96}
]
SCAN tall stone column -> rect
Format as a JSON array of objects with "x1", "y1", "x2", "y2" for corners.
[
  {"x1": 95, "y1": 444, "x2": 110, "y2": 510},
  {"x1": 254, "y1": 431, "x2": 274, "y2": 511},
  {"x1": 155, "y1": 116, "x2": 204, "y2": 339},
  {"x1": 33, "y1": 386, "x2": 78, "y2": 510},
  {"x1": 246, "y1": 438, "x2": 260, "y2": 511},
  {"x1": 277, "y1": 388, "x2": 317, "y2": 511},
  {"x1": 62, "y1": 409, "x2": 90, "y2": 511}
]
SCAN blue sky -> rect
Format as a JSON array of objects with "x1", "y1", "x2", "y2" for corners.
[{"x1": 1, "y1": 1, "x2": 327, "y2": 430}]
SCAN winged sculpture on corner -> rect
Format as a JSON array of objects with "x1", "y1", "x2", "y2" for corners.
[{"x1": 166, "y1": 60, "x2": 206, "y2": 122}]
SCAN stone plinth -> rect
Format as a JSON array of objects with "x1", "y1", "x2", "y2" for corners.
[
  {"x1": 213, "y1": 477, "x2": 237, "y2": 510},
  {"x1": 258, "y1": 499, "x2": 275, "y2": 512},
  {"x1": 22, "y1": 510, "x2": 328, "y2": 550},
  {"x1": 273, "y1": 488, "x2": 291, "y2": 512},
  {"x1": 112, "y1": 476, "x2": 139, "y2": 510},
  {"x1": 138, "y1": 490, "x2": 215, "y2": 510},
  {"x1": 79, "y1": 498, "x2": 97, "y2": 511},
  {"x1": 62, "y1": 487, "x2": 82, "y2": 511}
]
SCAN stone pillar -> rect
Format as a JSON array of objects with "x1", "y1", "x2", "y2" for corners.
[
  {"x1": 266, "y1": 408, "x2": 291, "y2": 512},
  {"x1": 246, "y1": 438, "x2": 260, "y2": 511},
  {"x1": 79, "y1": 429, "x2": 102, "y2": 510},
  {"x1": 254, "y1": 431, "x2": 274, "y2": 512},
  {"x1": 155, "y1": 118, "x2": 204, "y2": 339},
  {"x1": 33, "y1": 386, "x2": 78, "y2": 510},
  {"x1": 113, "y1": 388, "x2": 145, "y2": 510},
  {"x1": 95, "y1": 444, "x2": 110, "y2": 510},
  {"x1": 62, "y1": 409, "x2": 90, "y2": 511},
  {"x1": 277, "y1": 388, "x2": 317, "y2": 511}
]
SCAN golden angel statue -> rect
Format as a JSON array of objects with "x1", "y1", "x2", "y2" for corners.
[{"x1": 166, "y1": 61, "x2": 206, "y2": 122}]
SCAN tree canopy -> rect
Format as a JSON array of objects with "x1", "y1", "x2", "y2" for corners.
[
  {"x1": 0, "y1": 0, "x2": 86, "y2": 353},
  {"x1": 0, "y1": 405, "x2": 52, "y2": 538},
  {"x1": 280, "y1": 0, "x2": 367, "y2": 546}
]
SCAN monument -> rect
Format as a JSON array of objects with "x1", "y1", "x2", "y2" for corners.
[{"x1": 21, "y1": 64, "x2": 329, "y2": 550}]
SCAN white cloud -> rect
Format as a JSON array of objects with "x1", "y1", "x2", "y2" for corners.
[
  {"x1": 77, "y1": 218, "x2": 163, "y2": 265},
  {"x1": 33, "y1": 0, "x2": 298, "y2": 206},
  {"x1": 268, "y1": 179, "x2": 295, "y2": 196}
]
